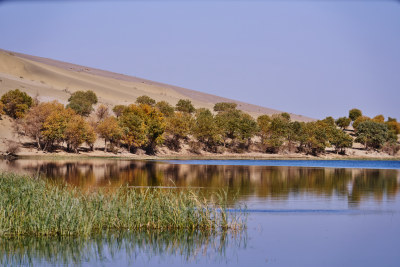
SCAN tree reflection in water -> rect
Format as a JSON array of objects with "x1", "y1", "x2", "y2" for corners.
[{"x1": 1, "y1": 159, "x2": 399, "y2": 206}]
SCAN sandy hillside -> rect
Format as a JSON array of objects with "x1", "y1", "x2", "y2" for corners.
[{"x1": 0, "y1": 49, "x2": 314, "y2": 121}]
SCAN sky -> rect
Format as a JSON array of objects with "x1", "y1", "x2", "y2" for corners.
[{"x1": 0, "y1": 0, "x2": 399, "y2": 120}]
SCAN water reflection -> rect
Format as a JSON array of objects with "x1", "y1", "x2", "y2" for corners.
[
  {"x1": 0, "y1": 230, "x2": 245, "y2": 266},
  {"x1": 0, "y1": 159, "x2": 399, "y2": 206}
]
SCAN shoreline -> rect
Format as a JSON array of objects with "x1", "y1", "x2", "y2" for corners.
[{"x1": 5, "y1": 151, "x2": 400, "y2": 161}]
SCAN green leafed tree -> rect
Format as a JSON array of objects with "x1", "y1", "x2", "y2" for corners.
[
  {"x1": 156, "y1": 101, "x2": 175, "y2": 117},
  {"x1": 322, "y1": 116, "x2": 335, "y2": 127},
  {"x1": 136, "y1": 95, "x2": 156, "y2": 107},
  {"x1": 215, "y1": 107, "x2": 257, "y2": 150},
  {"x1": 165, "y1": 112, "x2": 194, "y2": 151},
  {"x1": 175, "y1": 99, "x2": 195, "y2": 114},
  {"x1": 353, "y1": 116, "x2": 371, "y2": 130},
  {"x1": 298, "y1": 121, "x2": 330, "y2": 156},
  {"x1": 66, "y1": 90, "x2": 98, "y2": 116},
  {"x1": 112, "y1": 105, "x2": 127, "y2": 118},
  {"x1": 213, "y1": 102, "x2": 237, "y2": 113},
  {"x1": 0, "y1": 89, "x2": 33, "y2": 119},
  {"x1": 335, "y1": 117, "x2": 351, "y2": 130},
  {"x1": 236, "y1": 113, "x2": 258, "y2": 149},
  {"x1": 349, "y1": 108, "x2": 362, "y2": 122},
  {"x1": 192, "y1": 108, "x2": 221, "y2": 151},
  {"x1": 329, "y1": 127, "x2": 353, "y2": 154},
  {"x1": 257, "y1": 113, "x2": 290, "y2": 153},
  {"x1": 355, "y1": 120, "x2": 389, "y2": 149}
]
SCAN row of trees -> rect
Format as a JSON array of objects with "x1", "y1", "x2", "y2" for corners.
[{"x1": 0, "y1": 89, "x2": 399, "y2": 155}]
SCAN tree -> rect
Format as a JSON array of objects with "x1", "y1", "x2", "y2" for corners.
[
  {"x1": 18, "y1": 101, "x2": 64, "y2": 149},
  {"x1": 85, "y1": 124, "x2": 97, "y2": 151},
  {"x1": 322, "y1": 116, "x2": 335, "y2": 127},
  {"x1": 386, "y1": 118, "x2": 400, "y2": 135},
  {"x1": 97, "y1": 116, "x2": 123, "y2": 152},
  {"x1": 165, "y1": 112, "x2": 194, "y2": 151},
  {"x1": 119, "y1": 107, "x2": 147, "y2": 152},
  {"x1": 335, "y1": 117, "x2": 351, "y2": 130},
  {"x1": 329, "y1": 127, "x2": 353, "y2": 154},
  {"x1": 136, "y1": 95, "x2": 156, "y2": 107},
  {"x1": 67, "y1": 90, "x2": 98, "y2": 116},
  {"x1": 192, "y1": 108, "x2": 221, "y2": 151},
  {"x1": 349, "y1": 108, "x2": 362, "y2": 122},
  {"x1": 355, "y1": 120, "x2": 388, "y2": 149},
  {"x1": 0, "y1": 89, "x2": 33, "y2": 119},
  {"x1": 64, "y1": 115, "x2": 91, "y2": 153},
  {"x1": 96, "y1": 104, "x2": 110, "y2": 121},
  {"x1": 112, "y1": 105, "x2": 127, "y2": 118},
  {"x1": 299, "y1": 121, "x2": 330, "y2": 155},
  {"x1": 353, "y1": 116, "x2": 370, "y2": 130},
  {"x1": 372, "y1": 115, "x2": 385, "y2": 123},
  {"x1": 42, "y1": 108, "x2": 76, "y2": 151},
  {"x1": 215, "y1": 106, "x2": 257, "y2": 150},
  {"x1": 141, "y1": 104, "x2": 165, "y2": 154},
  {"x1": 119, "y1": 104, "x2": 165, "y2": 154},
  {"x1": 257, "y1": 115, "x2": 271, "y2": 144},
  {"x1": 175, "y1": 99, "x2": 195, "y2": 114},
  {"x1": 236, "y1": 113, "x2": 258, "y2": 148},
  {"x1": 155, "y1": 101, "x2": 175, "y2": 117},
  {"x1": 213, "y1": 102, "x2": 237, "y2": 112},
  {"x1": 257, "y1": 114, "x2": 290, "y2": 153},
  {"x1": 286, "y1": 121, "x2": 303, "y2": 152},
  {"x1": 215, "y1": 108, "x2": 242, "y2": 146},
  {"x1": 280, "y1": 112, "x2": 291, "y2": 121}
]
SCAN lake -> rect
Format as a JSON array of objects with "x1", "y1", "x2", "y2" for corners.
[{"x1": 1, "y1": 159, "x2": 399, "y2": 266}]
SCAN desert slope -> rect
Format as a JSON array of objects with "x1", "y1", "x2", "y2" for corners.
[{"x1": 0, "y1": 49, "x2": 314, "y2": 121}]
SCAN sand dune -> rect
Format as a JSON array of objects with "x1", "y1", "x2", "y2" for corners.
[{"x1": 0, "y1": 49, "x2": 314, "y2": 121}]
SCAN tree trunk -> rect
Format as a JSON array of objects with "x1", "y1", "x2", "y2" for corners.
[{"x1": 36, "y1": 135, "x2": 41, "y2": 150}]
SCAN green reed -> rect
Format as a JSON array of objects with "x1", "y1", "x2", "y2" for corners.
[{"x1": 0, "y1": 173, "x2": 244, "y2": 237}]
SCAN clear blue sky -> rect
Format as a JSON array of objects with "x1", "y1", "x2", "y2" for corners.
[{"x1": 0, "y1": 0, "x2": 399, "y2": 120}]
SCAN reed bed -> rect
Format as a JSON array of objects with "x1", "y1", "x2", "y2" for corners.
[{"x1": 0, "y1": 173, "x2": 244, "y2": 237}]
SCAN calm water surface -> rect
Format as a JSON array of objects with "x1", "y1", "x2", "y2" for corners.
[{"x1": 1, "y1": 159, "x2": 399, "y2": 266}]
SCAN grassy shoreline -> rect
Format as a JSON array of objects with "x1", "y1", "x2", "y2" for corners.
[{"x1": 0, "y1": 173, "x2": 244, "y2": 237}]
